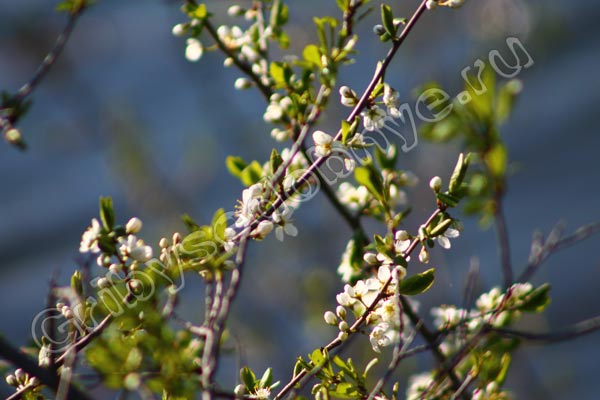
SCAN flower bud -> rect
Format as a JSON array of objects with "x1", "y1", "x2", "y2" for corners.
[
  {"x1": 429, "y1": 176, "x2": 442, "y2": 193},
  {"x1": 324, "y1": 311, "x2": 338, "y2": 325},
  {"x1": 337, "y1": 331, "x2": 348, "y2": 341},
  {"x1": 372, "y1": 24, "x2": 386, "y2": 36},
  {"x1": 338, "y1": 321, "x2": 349, "y2": 332},
  {"x1": 172, "y1": 23, "x2": 186, "y2": 36},
  {"x1": 227, "y1": 5, "x2": 244, "y2": 16},
  {"x1": 426, "y1": 0, "x2": 437, "y2": 10},
  {"x1": 172, "y1": 232, "x2": 182, "y2": 244},
  {"x1": 418, "y1": 246, "x2": 430, "y2": 264},
  {"x1": 363, "y1": 252, "x2": 378, "y2": 265},
  {"x1": 126, "y1": 217, "x2": 143, "y2": 234},
  {"x1": 97, "y1": 277, "x2": 111, "y2": 289},
  {"x1": 223, "y1": 57, "x2": 234, "y2": 67},
  {"x1": 336, "y1": 305, "x2": 347, "y2": 320},
  {"x1": 234, "y1": 384, "x2": 246, "y2": 397},
  {"x1": 234, "y1": 77, "x2": 252, "y2": 90},
  {"x1": 6, "y1": 374, "x2": 16, "y2": 386},
  {"x1": 14, "y1": 369, "x2": 25, "y2": 383}
]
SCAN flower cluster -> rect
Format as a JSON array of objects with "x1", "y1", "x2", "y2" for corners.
[
  {"x1": 339, "y1": 83, "x2": 403, "y2": 132},
  {"x1": 5, "y1": 369, "x2": 40, "y2": 391},
  {"x1": 79, "y1": 217, "x2": 153, "y2": 266},
  {"x1": 325, "y1": 264, "x2": 414, "y2": 353}
]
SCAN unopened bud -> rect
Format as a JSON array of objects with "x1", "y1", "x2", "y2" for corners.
[
  {"x1": 429, "y1": 176, "x2": 442, "y2": 193},
  {"x1": 363, "y1": 252, "x2": 378, "y2": 265},
  {"x1": 324, "y1": 311, "x2": 338, "y2": 325},
  {"x1": 336, "y1": 305, "x2": 347, "y2": 320},
  {"x1": 126, "y1": 217, "x2": 143, "y2": 234}
]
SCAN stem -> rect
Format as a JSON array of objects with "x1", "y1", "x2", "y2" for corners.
[{"x1": 494, "y1": 199, "x2": 513, "y2": 287}]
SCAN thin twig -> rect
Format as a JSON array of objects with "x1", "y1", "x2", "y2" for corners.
[
  {"x1": 489, "y1": 314, "x2": 600, "y2": 343},
  {"x1": 519, "y1": 221, "x2": 600, "y2": 283},
  {"x1": 493, "y1": 200, "x2": 513, "y2": 288}
]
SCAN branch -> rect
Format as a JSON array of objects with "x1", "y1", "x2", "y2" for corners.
[
  {"x1": 518, "y1": 221, "x2": 600, "y2": 283},
  {"x1": 0, "y1": 335, "x2": 93, "y2": 400},
  {"x1": 274, "y1": 207, "x2": 444, "y2": 400},
  {"x1": 493, "y1": 200, "x2": 513, "y2": 287},
  {"x1": 489, "y1": 314, "x2": 600, "y2": 343}
]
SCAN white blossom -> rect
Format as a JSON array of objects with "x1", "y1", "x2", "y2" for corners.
[
  {"x1": 272, "y1": 207, "x2": 298, "y2": 241},
  {"x1": 361, "y1": 106, "x2": 387, "y2": 131},
  {"x1": 312, "y1": 130, "x2": 334, "y2": 157},
  {"x1": 120, "y1": 235, "x2": 153, "y2": 262},
  {"x1": 185, "y1": 38, "x2": 203, "y2": 62},
  {"x1": 437, "y1": 227, "x2": 460, "y2": 249},
  {"x1": 80, "y1": 218, "x2": 102, "y2": 253},
  {"x1": 394, "y1": 230, "x2": 411, "y2": 254},
  {"x1": 337, "y1": 182, "x2": 370, "y2": 211},
  {"x1": 369, "y1": 322, "x2": 398, "y2": 353},
  {"x1": 235, "y1": 183, "x2": 264, "y2": 228}
]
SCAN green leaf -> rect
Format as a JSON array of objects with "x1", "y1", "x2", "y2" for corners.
[
  {"x1": 99, "y1": 196, "x2": 115, "y2": 230},
  {"x1": 519, "y1": 283, "x2": 551, "y2": 312},
  {"x1": 428, "y1": 218, "x2": 453, "y2": 237},
  {"x1": 354, "y1": 165, "x2": 384, "y2": 203},
  {"x1": 270, "y1": 62, "x2": 286, "y2": 88},
  {"x1": 495, "y1": 79, "x2": 522, "y2": 123},
  {"x1": 449, "y1": 152, "x2": 469, "y2": 194},
  {"x1": 332, "y1": 382, "x2": 359, "y2": 399},
  {"x1": 309, "y1": 348, "x2": 326, "y2": 366},
  {"x1": 335, "y1": 0, "x2": 349, "y2": 12},
  {"x1": 225, "y1": 156, "x2": 248, "y2": 178},
  {"x1": 303, "y1": 44, "x2": 322, "y2": 67},
  {"x1": 400, "y1": 268, "x2": 435, "y2": 295},
  {"x1": 436, "y1": 192, "x2": 460, "y2": 208},
  {"x1": 189, "y1": 3, "x2": 207, "y2": 19},
  {"x1": 496, "y1": 353, "x2": 511, "y2": 385},
  {"x1": 484, "y1": 143, "x2": 507, "y2": 178},
  {"x1": 240, "y1": 161, "x2": 263, "y2": 186},
  {"x1": 181, "y1": 214, "x2": 201, "y2": 232},
  {"x1": 258, "y1": 368, "x2": 273, "y2": 389},
  {"x1": 269, "y1": 149, "x2": 284, "y2": 176},
  {"x1": 380, "y1": 4, "x2": 396, "y2": 37},
  {"x1": 240, "y1": 367, "x2": 256, "y2": 390},
  {"x1": 211, "y1": 208, "x2": 227, "y2": 242}
]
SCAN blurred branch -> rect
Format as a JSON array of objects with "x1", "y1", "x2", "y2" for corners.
[
  {"x1": 519, "y1": 221, "x2": 600, "y2": 282},
  {"x1": 0, "y1": 335, "x2": 93, "y2": 400},
  {"x1": 1, "y1": 4, "x2": 87, "y2": 149},
  {"x1": 489, "y1": 314, "x2": 600, "y2": 343},
  {"x1": 494, "y1": 200, "x2": 513, "y2": 287}
]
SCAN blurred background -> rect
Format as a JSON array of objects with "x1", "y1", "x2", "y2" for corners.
[{"x1": 0, "y1": 0, "x2": 599, "y2": 398}]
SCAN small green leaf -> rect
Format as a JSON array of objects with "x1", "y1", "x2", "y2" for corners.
[
  {"x1": 258, "y1": 368, "x2": 273, "y2": 389},
  {"x1": 354, "y1": 165, "x2": 384, "y2": 203},
  {"x1": 181, "y1": 213, "x2": 201, "y2": 232},
  {"x1": 485, "y1": 143, "x2": 507, "y2": 178},
  {"x1": 519, "y1": 283, "x2": 551, "y2": 312},
  {"x1": 99, "y1": 196, "x2": 115, "y2": 230},
  {"x1": 269, "y1": 149, "x2": 284, "y2": 176},
  {"x1": 240, "y1": 161, "x2": 263, "y2": 186},
  {"x1": 332, "y1": 382, "x2": 359, "y2": 399},
  {"x1": 303, "y1": 44, "x2": 322, "y2": 67},
  {"x1": 270, "y1": 62, "x2": 286, "y2": 88},
  {"x1": 496, "y1": 353, "x2": 511, "y2": 385},
  {"x1": 380, "y1": 4, "x2": 396, "y2": 37},
  {"x1": 226, "y1": 156, "x2": 248, "y2": 178},
  {"x1": 335, "y1": 0, "x2": 349, "y2": 12},
  {"x1": 309, "y1": 348, "x2": 326, "y2": 366},
  {"x1": 400, "y1": 268, "x2": 435, "y2": 295},
  {"x1": 449, "y1": 152, "x2": 469, "y2": 194},
  {"x1": 428, "y1": 218, "x2": 453, "y2": 237},
  {"x1": 436, "y1": 192, "x2": 460, "y2": 208},
  {"x1": 496, "y1": 79, "x2": 522, "y2": 123},
  {"x1": 211, "y1": 208, "x2": 227, "y2": 242},
  {"x1": 240, "y1": 367, "x2": 256, "y2": 390}
]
